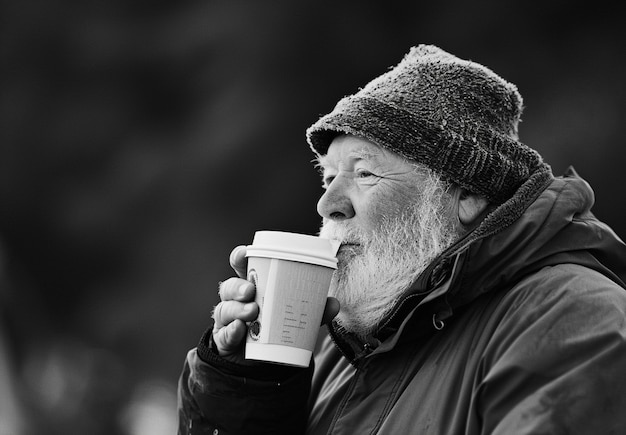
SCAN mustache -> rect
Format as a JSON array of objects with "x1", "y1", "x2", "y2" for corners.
[{"x1": 319, "y1": 221, "x2": 367, "y2": 245}]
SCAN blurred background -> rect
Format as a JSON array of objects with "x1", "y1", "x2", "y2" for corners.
[{"x1": 1, "y1": 0, "x2": 624, "y2": 433}]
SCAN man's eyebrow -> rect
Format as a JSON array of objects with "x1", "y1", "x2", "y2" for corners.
[
  {"x1": 312, "y1": 156, "x2": 327, "y2": 173},
  {"x1": 314, "y1": 147, "x2": 383, "y2": 171}
]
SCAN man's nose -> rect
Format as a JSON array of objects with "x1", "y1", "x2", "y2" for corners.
[{"x1": 317, "y1": 176, "x2": 355, "y2": 220}]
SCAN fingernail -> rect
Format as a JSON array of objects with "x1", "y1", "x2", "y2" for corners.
[
  {"x1": 227, "y1": 321, "x2": 239, "y2": 336},
  {"x1": 239, "y1": 283, "x2": 249, "y2": 297}
]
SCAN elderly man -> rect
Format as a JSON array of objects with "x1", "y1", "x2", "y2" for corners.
[{"x1": 178, "y1": 45, "x2": 626, "y2": 434}]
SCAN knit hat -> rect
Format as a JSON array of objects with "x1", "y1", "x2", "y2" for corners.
[{"x1": 306, "y1": 45, "x2": 545, "y2": 204}]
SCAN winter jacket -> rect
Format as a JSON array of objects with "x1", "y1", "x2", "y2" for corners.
[{"x1": 178, "y1": 167, "x2": 626, "y2": 434}]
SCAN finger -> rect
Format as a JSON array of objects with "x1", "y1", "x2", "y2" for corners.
[
  {"x1": 321, "y1": 297, "x2": 340, "y2": 325},
  {"x1": 218, "y1": 278, "x2": 255, "y2": 302},
  {"x1": 229, "y1": 245, "x2": 248, "y2": 278},
  {"x1": 213, "y1": 319, "x2": 247, "y2": 355},
  {"x1": 212, "y1": 300, "x2": 259, "y2": 329}
]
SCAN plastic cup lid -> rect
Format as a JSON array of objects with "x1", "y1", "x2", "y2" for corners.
[{"x1": 246, "y1": 231, "x2": 338, "y2": 269}]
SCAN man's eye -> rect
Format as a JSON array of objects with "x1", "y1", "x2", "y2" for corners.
[{"x1": 356, "y1": 169, "x2": 376, "y2": 178}]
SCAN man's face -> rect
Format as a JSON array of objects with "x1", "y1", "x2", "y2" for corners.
[
  {"x1": 316, "y1": 134, "x2": 424, "y2": 260},
  {"x1": 316, "y1": 134, "x2": 460, "y2": 338}
]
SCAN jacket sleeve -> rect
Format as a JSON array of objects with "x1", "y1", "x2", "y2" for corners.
[
  {"x1": 476, "y1": 265, "x2": 626, "y2": 435},
  {"x1": 177, "y1": 331, "x2": 314, "y2": 435}
]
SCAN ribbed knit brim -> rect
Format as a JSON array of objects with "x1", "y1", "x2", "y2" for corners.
[{"x1": 306, "y1": 45, "x2": 546, "y2": 204}]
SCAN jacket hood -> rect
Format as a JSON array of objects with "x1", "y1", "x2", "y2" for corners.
[{"x1": 448, "y1": 166, "x2": 626, "y2": 310}]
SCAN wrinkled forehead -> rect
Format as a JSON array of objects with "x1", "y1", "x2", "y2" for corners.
[{"x1": 316, "y1": 134, "x2": 405, "y2": 168}]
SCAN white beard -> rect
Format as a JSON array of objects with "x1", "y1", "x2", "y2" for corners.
[{"x1": 319, "y1": 173, "x2": 460, "y2": 340}]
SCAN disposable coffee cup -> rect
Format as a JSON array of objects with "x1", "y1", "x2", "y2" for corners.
[{"x1": 244, "y1": 231, "x2": 339, "y2": 367}]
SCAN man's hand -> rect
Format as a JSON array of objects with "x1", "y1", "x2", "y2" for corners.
[
  {"x1": 211, "y1": 245, "x2": 340, "y2": 364},
  {"x1": 212, "y1": 246, "x2": 258, "y2": 362}
]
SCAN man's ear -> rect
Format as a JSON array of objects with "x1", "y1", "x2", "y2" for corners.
[{"x1": 458, "y1": 190, "x2": 489, "y2": 226}]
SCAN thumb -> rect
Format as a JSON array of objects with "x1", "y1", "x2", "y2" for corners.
[{"x1": 229, "y1": 245, "x2": 248, "y2": 278}]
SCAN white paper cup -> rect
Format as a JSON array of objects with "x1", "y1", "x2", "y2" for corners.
[{"x1": 244, "y1": 231, "x2": 338, "y2": 367}]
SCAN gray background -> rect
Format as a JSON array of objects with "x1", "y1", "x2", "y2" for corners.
[{"x1": 1, "y1": 1, "x2": 624, "y2": 433}]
